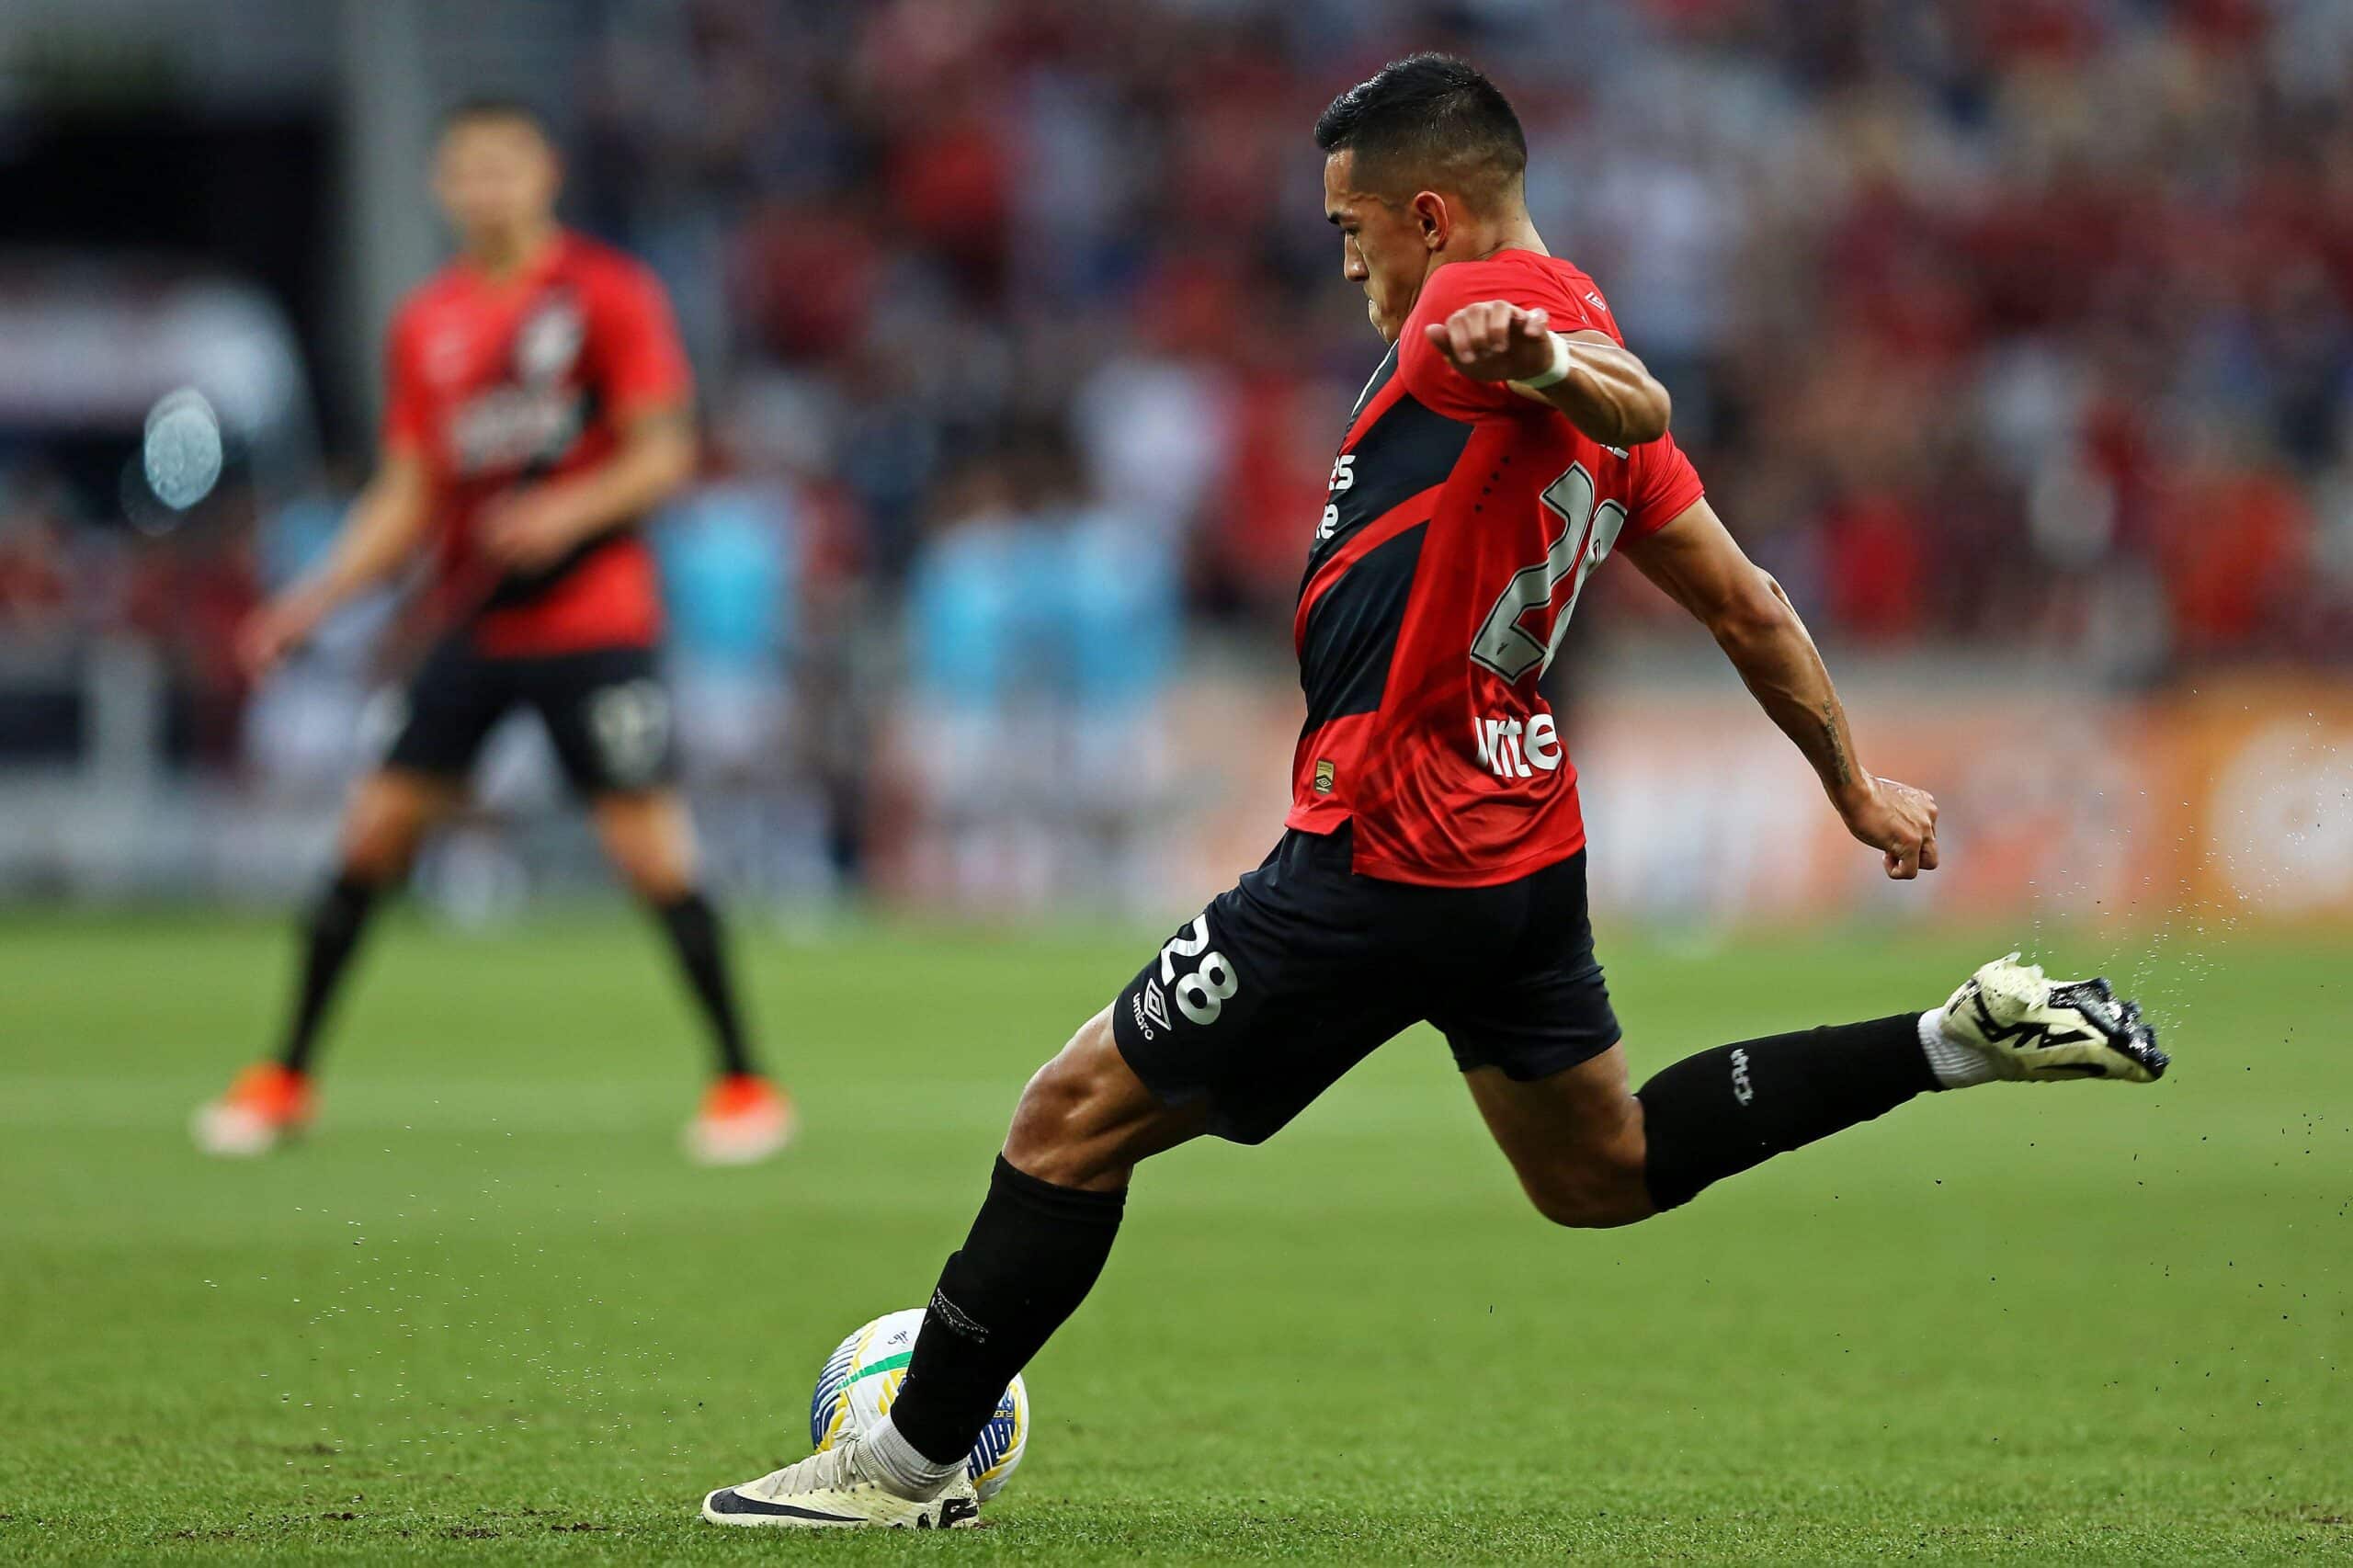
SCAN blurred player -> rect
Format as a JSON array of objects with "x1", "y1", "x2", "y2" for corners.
[
  {"x1": 195, "y1": 101, "x2": 790, "y2": 1165},
  {"x1": 698, "y1": 57, "x2": 2169, "y2": 1526}
]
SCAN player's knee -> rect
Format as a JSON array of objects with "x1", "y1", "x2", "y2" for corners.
[
  {"x1": 340, "y1": 797, "x2": 429, "y2": 882},
  {"x1": 596, "y1": 794, "x2": 696, "y2": 903},
  {"x1": 613, "y1": 847, "x2": 691, "y2": 904},
  {"x1": 1519, "y1": 1142, "x2": 1652, "y2": 1230},
  {"x1": 339, "y1": 835, "x2": 405, "y2": 885}
]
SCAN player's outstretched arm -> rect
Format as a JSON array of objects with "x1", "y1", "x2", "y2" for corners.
[
  {"x1": 1423, "y1": 302, "x2": 1670, "y2": 448},
  {"x1": 1620, "y1": 498, "x2": 1940, "y2": 880},
  {"x1": 236, "y1": 450, "x2": 429, "y2": 678}
]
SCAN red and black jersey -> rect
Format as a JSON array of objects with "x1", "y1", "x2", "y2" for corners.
[
  {"x1": 381, "y1": 230, "x2": 692, "y2": 656},
  {"x1": 1287, "y1": 249, "x2": 1706, "y2": 886}
]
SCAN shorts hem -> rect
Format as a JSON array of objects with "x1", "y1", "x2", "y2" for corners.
[
  {"x1": 1108, "y1": 1006, "x2": 1204, "y2": 1111},
  {"x1": 1451, "y1": 1032, "x2": 1621, "y2": 1084},
  {"x1": 376, "y1": 754, "x2": 472, "y2": 783}
]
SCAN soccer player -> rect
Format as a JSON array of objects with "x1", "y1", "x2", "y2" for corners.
[
  {"x1": 699, "y1": 56, "x2": 2167, "y2": 1527},
  {"x1": 194, "y1": 101, "x2": 790, "y2": 1165}
]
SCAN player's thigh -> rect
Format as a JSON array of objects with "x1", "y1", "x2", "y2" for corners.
[
  {"x1": 1109, "y1": 830, "x2": 1425, "y2": 1147},
  {"x1": 1428, "y1": 849, "x2": 1647, "y2": 1225},
  {"x1": 1428, "y1": 850, "x2": 1621, "y2": 1089},
  {"x1": 377, "y1": 637, "x2": 512, "y2": 790},
  {"x1": 1005, "y1": 1005, "x2": 1212, "y2": 1192},
  {"x1": 1461, "y1": 1047, "x2": 1650, "y2": 1229},
  {"x1": 587, "y1": 787, "x2": 699, "y2": 902},
  {"x1": 529, "y1": 646, "x2": 677, "y2": 798},
  {"x1": 336, "y1": 768, "x2": 462, "y2": 880}
]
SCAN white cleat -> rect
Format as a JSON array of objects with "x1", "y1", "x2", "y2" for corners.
[
  {"x1": 700, "y1": 1437, "x2": 980, "y2": 1529},
  {"x1": 191, "y1": 1101, "x2": 285, "y2": 1157},
  {"x1": 190, "y1": 1064, "x2": 312, "y2": 1156},
  {"x1": 1937, "y1": 953, "x2": 2169, "y2": 1084},
  {"x1": 682, "y1": 1074, "x2": 794, "y2": 1167}
]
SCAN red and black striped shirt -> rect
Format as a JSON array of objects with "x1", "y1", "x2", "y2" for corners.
[{"x1": 1288, "y1": 249, "x2": 1706, "y2": 886}]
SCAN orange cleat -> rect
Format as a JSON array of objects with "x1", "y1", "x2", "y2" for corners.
[
  {"x1": 685, "y1": 1074, "x2": 795, "y2": 1166},
  {"x1": 191, "y1": 1063, "x2": 313, "y2": 1157}
]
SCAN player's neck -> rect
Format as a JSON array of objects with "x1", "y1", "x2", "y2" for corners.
[
  {"x1": 1455, "y1": 211, "x2": 1547, "y2": 266},
  {"x1": 463, "y1": 220, "x2": 561, "y2": 283},
  {"x1": 1419, "y1": 216, "x2": 1548, "y2": 292}
]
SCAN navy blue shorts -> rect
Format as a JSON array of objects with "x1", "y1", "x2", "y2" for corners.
[{"x1": 1110, "y1": 824, "x2": 1620, "y2": 1145}]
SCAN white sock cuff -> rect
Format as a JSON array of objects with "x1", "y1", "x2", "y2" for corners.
[
  {"x1": 1917, "y1": 1006, "x2": 1997, "y2": 1090},
  {"x1": 860, "y1": 1415, "x2": 962, "y2": 1500}
]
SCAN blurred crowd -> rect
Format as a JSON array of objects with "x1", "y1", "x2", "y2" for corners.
[
  {"x1": 6, "y1": 0, "x2": 2353, "y2": 898},
  {"x1": 561, "y1": 0, "x2": 2353, "y2": 680}
]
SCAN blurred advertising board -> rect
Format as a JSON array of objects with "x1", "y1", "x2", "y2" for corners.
[{"x1": 1159, "y1": 674, "x2": 2353, "y2": 929}]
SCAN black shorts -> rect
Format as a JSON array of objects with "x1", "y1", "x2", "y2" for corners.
[
  {"x1": 1111, "y1": 824, "x2": 1620, "y2": 1145},
  {"x1": 380, "y1": 638, "x2": 677, "y2": 797}
]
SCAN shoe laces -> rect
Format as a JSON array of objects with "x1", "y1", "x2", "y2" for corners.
[{"x1": 748, "y1": 1439, "x2": 871, "y2": 1501}]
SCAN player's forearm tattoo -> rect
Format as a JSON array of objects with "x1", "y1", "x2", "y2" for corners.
[{"x1": 1820, "y1": 700, "x2": 1855, "y2": 788}]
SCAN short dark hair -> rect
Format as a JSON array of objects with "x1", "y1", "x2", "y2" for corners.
[
  {"x1": 438, "y1": 97, "x2": 552, "y2": 139},
  {"x1": 1313, "y1": 54, "x2": 1526, "y2": 205}
]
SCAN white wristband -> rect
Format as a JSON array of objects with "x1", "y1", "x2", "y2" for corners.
[{"x1": 1519, "y1": 332, "x2": 1574, "y2": 390}]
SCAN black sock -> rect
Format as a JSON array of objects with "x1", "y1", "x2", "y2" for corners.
[
  {"x1": 891, "y1": 1156, "x2": 1127, "y2": 1465},
  {"x1": 1635, "y1": 1013, "x2": 1932, "y2": 1211},
  {"x1": 277, "y1": 874, "x2": 381, "y2": 1074},
  {"x1": 653, "y1": 891, "x2": 756, "y2": 1078}
]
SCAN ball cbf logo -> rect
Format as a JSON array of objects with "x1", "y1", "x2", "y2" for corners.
[{"x1": 514, "y1": 293, "x2": 585, "y2": 386}]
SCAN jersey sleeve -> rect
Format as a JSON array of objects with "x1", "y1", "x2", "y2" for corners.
[
  {"x1": 1623, "y1": 429, "x2": 1707, "y2": 538},
  {"x1": 378, "y1": 301, "x2": 430, "y2": 456},
  {"x1": 1397, "y1": 256, "x2": 1617, "y2": 421},
  {"x1": 592, "y1": 261, "x2": 693, "y2": 419}
]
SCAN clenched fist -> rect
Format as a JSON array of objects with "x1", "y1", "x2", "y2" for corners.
[
  {"x1": 1424, "y1": 301, "x2": 1560, "y2": 383},
  {"x1": 1838, "y1": 775, "x2": 1941, "y2": 881}
]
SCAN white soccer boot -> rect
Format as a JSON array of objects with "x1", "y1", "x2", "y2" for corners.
[
  {"x1": 700, "y1": 1437, "x2": 979, "y2": 1529},
  {"x1": 1934, "y1": 953, "x2": 2168, "y2": 1084}
]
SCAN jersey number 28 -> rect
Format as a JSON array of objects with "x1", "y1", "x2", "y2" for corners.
[{"x1": 1469, "y1": 462, "x2": 1627, "y2": 684}]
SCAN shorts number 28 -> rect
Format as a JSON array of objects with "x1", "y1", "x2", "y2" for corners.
[{"x1": 1158, "y1": 915, "x2": 1240, "y2": 1026}]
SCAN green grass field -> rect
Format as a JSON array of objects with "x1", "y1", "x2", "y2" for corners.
[{"x1": 0, "y1": 911, "x2": 2345, "y2": 1563}]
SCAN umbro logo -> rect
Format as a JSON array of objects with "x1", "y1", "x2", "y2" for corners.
[{"x1": 1142, "y1": 979, "x2": 1170, "y2": 1033}]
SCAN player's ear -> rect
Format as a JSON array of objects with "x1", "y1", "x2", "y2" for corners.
[{"x1": 1411, "y1": 191, "x2": 1449, "y2": 251}]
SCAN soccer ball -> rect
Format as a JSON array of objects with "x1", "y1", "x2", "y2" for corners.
[{"x1": 809, "y1": 1308, "x2": 1029, "y2": 1504}]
